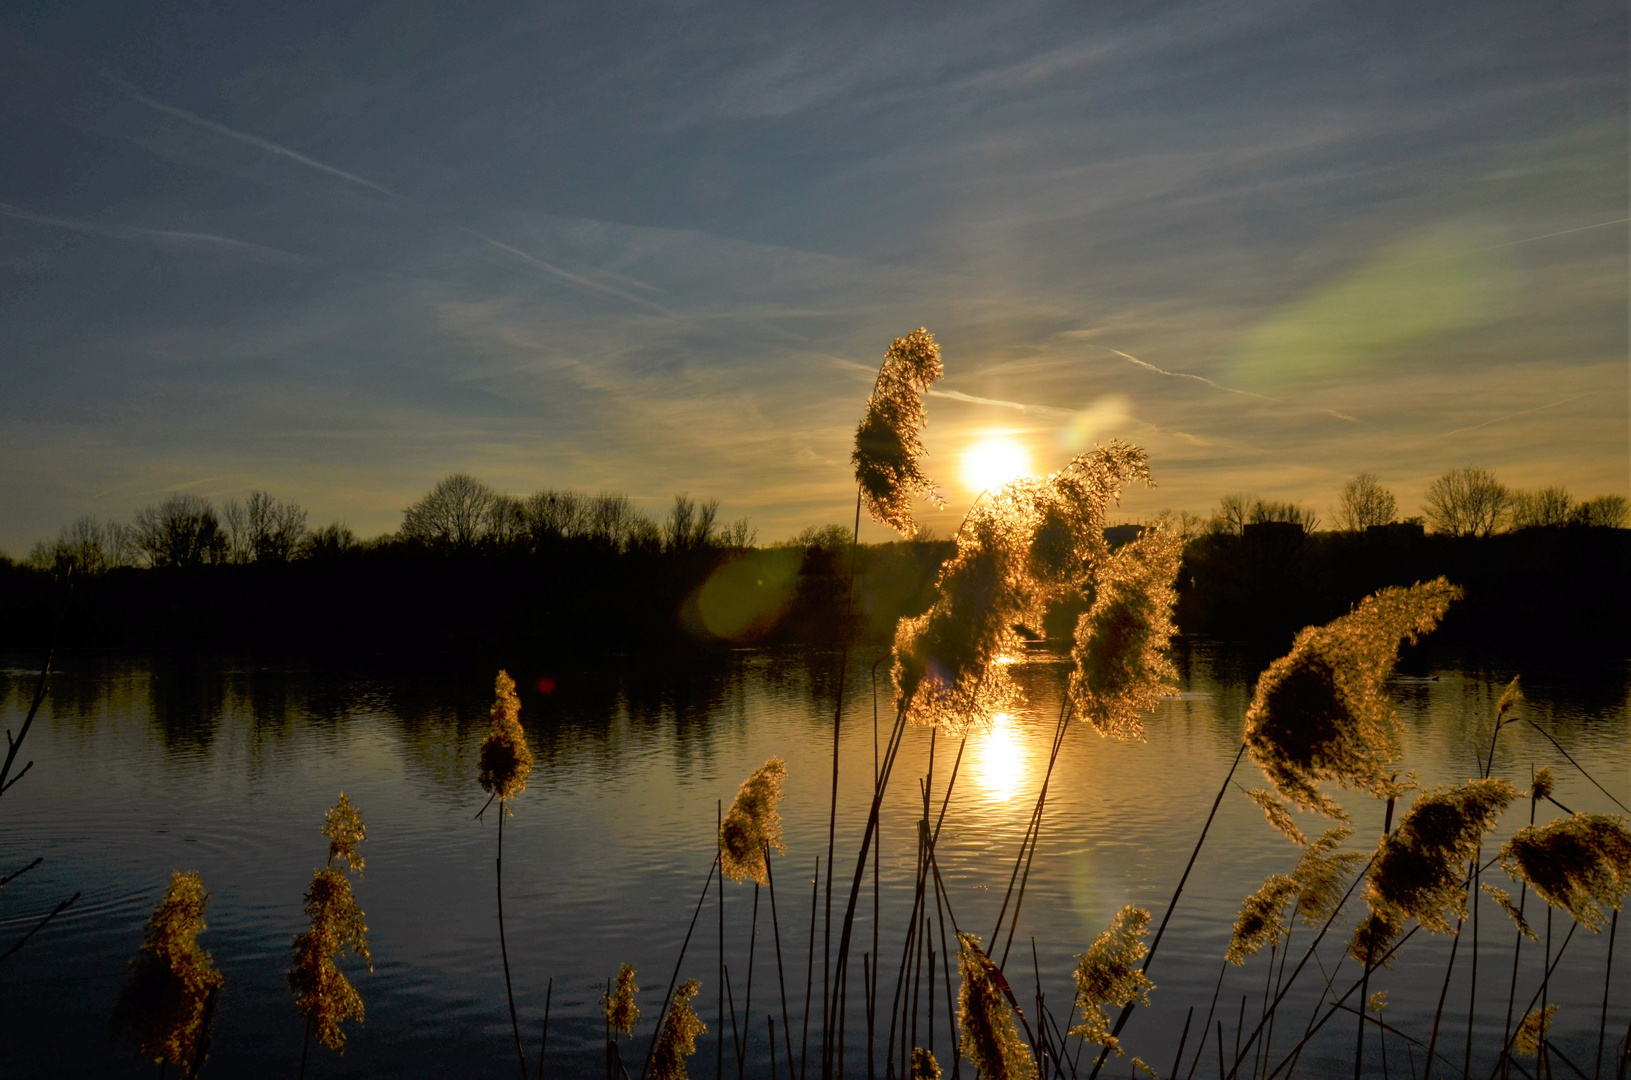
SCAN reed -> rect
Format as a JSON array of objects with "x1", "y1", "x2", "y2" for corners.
[
  {"x1": 477, "y1": 669, "x2": 535, "y2": 1080},
  {"x1": 290, "y1": 794, "x2": 372, "y2": 1077},
  {"x1": 110, "y1": 871, "x2": 226, "y2": 1077}
]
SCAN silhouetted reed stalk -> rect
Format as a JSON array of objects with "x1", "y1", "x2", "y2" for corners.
[
  {"x1": 536, "y1": 978, "x2": 552, "y2": 1080},
  {"x1": 640, "y1": 855, "x2": 719, "y2": 1080},
  {"x1": 1484, "y1": 920, "x2": 1578, "y2": 1079},
  {"x1": 719, "y1": 801, "x2": 726, "y2": 1080},
  {"x1": 476, "y1": 671, "x2": 534, "y2": 1080},
  {"x1": 1597, "y1": 908, "x2": 1618, "y2": 1080},
  {"x1": 1354, "y1": 795, "x2": 1399, "y2": 1080},
  {"x1": 1501, "y1": 781, "x2": 1543, "y2": 1079},
  {"x1": 764, "y1": 848, "x2": 798, "y2": 1080},
  {"x1": 1084, "y1": 742, "x2": 1248, "y2": 1080},
  {"x1": 803, "y1": 858, "x2": 819, "y2": 1080}
]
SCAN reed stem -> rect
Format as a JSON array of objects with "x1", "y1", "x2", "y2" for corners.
[
  {"x1": 537, "y1": 977, "x2": 552, "y2": 1080},
  {"x1": 640, "y1": 855, "x2": 720, "y2": 1080},
  {"x1": 298, "y1": 1016, "x2": 311, "y2": 1080},
  {"x1": 719, "y1": 801, "x2": 726, "y2": 1080},
  {"x1": 803, "y1": 858, "x2": 820, "y2": 1080},
  {"x1": 765, "y1": 850, "x2": 798, "y2": 1080},
  {"x1": 498, "y1": 804, "x2": 527, "y2": 1080},
  {"x1": 1597, "y1": 908, "x2": 1618, "y2": 1080},
  {"x1": 741, "y1": 884, "x2": 760, "y2": 1080}
]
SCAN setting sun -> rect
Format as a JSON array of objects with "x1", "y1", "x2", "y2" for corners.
[{"x1": 961, "y1": 435, "x2": 1032, "y2": 495}]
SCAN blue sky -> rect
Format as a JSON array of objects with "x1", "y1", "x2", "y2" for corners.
[{"x1": 0, "y1": 0, "x2": 1625, "y2": 551}]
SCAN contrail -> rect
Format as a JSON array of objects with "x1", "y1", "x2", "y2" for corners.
[
  {"x1": 0, "y1": 201, "x2": 308, "y2": 263},
  {"x1": 108, "y1": 76, "x2": 397, "y2": 198},
  {"x1": 474, "y1": 235, "x2": 673, "y2": 315},
  {"x1": 1399, "y1": 393, "x2": 1588, "y2": 450},
  {"x1": 927, "y1": 387, "x2": 1076, "y2": 417},
  {"x1": 1110, "y1": 349, "x2": 1279, "y2": 401}
]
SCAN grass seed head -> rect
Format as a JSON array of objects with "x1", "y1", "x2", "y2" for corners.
[
  {"x1": 288, "y1": 867, "x2": 372, "y2": 1052},
  {"x1": 1292, "y1": 827, "x2": 1364, "y2": 927},
  {"x1": 324, "y1": 792, "x2": 366, "y2": 874},
  {"x1": 1498, "y1": 813, "x2": 1631, "y2": 931},
  {"x1": 957, "y1": 932, "x2": 1038, "y2": 1080},
  {"x1": 604, "y1": 964, "x2": 641, "y2": 1038},
  {"x1": 1228, "y1": 875, "x2": 1298, "y2": 965},
  {"x1": 1480, "y1": 883, "x2": 1538, "y2": 942},
  {"x1": 720, "y1": 758, "x2": 787, "y2": 884},
  {"x1": 1513, "y1": 1004, "x2": 1556, "y2": 1057},
  {"x1": 109, "y1": 871, "x2": 226, "y2": 1067},
  {"x1": 1495, "y1": 676, "x2": 1522, "y2": 719},
  {"x1": 651, "y1": 979, "x2": 706, "y2": 1080},
  {"x1": 1530, "y1": 766, "x2": 1555, "y2": 803},
  {"x1": 853, "y1": 329, "x2": 945, "y2": 538},
  {"x1": 1070, "y1": 906, "x2": 1155, "y2": 1053},
  {"x1": 1246, "y1": 788, "x2": 1307, "y2": 846},
  {"x1": 1244, "y1": 579, "x2": 1461, "y2": 819},
  {"x1": 911, "y1": 1047, "x2": 943, "y2": 1080},
  {"x1": 1348, "y1": 910, "x2": 1402, "y2": 967},
  {"x1": 1067, "y1": 526, "x2": 1180, "y2": 742},
  {"x1": 478, "y1": 669, "x2": 533, "y2": 802},
  {"x1": 1362, "y1": 778, "x2": 1516, "y2": 936}
]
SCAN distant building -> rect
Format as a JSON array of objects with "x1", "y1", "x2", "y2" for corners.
[
  {"x1": 1364, "y1": 521, "x2": 1426, "y2": 541},
  {"x1": 1103, "y1": 524, "x2": 1145, "y2": 549}
]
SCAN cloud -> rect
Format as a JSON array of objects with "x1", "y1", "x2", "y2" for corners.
[{"x1": 0, "y1": 202, "x2": 310, "y2": 264}]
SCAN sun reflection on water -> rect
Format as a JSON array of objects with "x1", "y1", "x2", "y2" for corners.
[{"x1": 971, "y1": 712, "x2": 1029, "y2": 801}]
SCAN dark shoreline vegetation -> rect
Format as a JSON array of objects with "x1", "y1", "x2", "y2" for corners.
[{"x1": 2, "y1": 331, "x2": 1627, "y2": 1079}]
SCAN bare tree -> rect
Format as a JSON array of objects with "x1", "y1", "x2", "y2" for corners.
[
  {"x1": 1422, "y1": 466, "x2": 1509, "y2": 537},
  {"x1": 223, "y1": 492, "x2": 308, "y2": 562},
  {"x1": 1209, "y1": 492, "x2": 1255, "y2": 535},
  {"x1": 1335, "y1": 474, "x2": 1398, "y2": 531},
  {"x1": 303, "y1": 523, "x2": 358, "y2": 559},
  {"x1": 664, "y1": 495, "x2": 720, "y2": 552},
  {"x1": 1249, "y1": 499, "x2": 1319, "y2": 532},
  {"x1": 132, "y1": 495, "x2": 227, "y2": 567},
  {"x1": 26, "y1": 516, "x2": 136, "y2": 575},
  {"x1": 1509, "y1": 486, "x2": 1571, "y2": 529},
  {"x1": 718, "y1": 517, "x2": 757, "y2": 548},
  {"x1": 401, "y1": 474, "x2": 496, "y2": 548},
  {"x1": 1569, "y1": 494, "x2": 1629, "y2": 528}
]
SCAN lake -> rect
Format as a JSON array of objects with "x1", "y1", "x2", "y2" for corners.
[{"x1": 0, "y1": 642, "x2": 1626, "y2": 1079}]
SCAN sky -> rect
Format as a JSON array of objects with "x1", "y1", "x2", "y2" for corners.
[{"x1": 0, "y1": 0, "x2": 1626, "y2": 553}]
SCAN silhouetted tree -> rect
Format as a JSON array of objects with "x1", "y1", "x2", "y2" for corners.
[
  {"x1": 401, "y1": 474, "x2": 496, "y2": 549},
  {"x1": 1509, "y1": 486, "x2": 1571, "y2": 529},
  {"x1": 302, "y1": 523, "x2": 358, "y2": 560},
  {"x1": 26, "y1": 515, "x2": 136, "y2": 575},
  {"x1": 1249, "y1": 499, "x2": 1318, "y2": 532},
  {"x1": 1336, "y1": 473, "x2": 1397, "y2": 531},
  {"x1": 223, "y1": 491, "x2": 308, "y2": 562},
  {"x1": 1422, "y1": 466, "x2": 1509, "y2": 536},
  {"x1": 1209, "y1": 492, "x2": 1255, "y2": 535},
  {"x1": 664, "y1": 494, "x2": 719, "y2": 552},
  {"x1": 1569, "y1": 493, "x2": 1628, "y2": 528},
  {"x1": 133, "y1": 495, "x2": 227, "y2": 567}
]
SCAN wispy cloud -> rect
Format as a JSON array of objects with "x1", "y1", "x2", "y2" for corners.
[{"x1": 0, "y1": 202, "x2": 309, "y2": 264}]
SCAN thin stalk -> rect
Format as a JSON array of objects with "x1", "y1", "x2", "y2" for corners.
[
  {"x1": 1542, "y1": 908, "x2": 1554, "y2": 1080},
  {"x1": 990, "y1": 696, "x2": 1073, "y2": 957},
  {"x1": 720, "y1": 802, "x2": 726, "y2": 1080},
  {"x1": 1253, "y1": 941, "x2": 1275, "y2": 1080},
  {"x1": 498, "y1": 804, "x2": 528, "y2": 1080},
  {"x1": 640, "y1": 855, "x2": 720, "y2": 1080},
  {"x1": 1519, "y1": 718, "x2": 1630, "y2": 815},
  {"x1": 803, "y1": 858, "x2": 820, "y2": 1080},
  {"x1": 1186, "y1": 959, "x2": 1230, "y2": 1080},
  {"x1": 929, "y1": 850, "x2": 961, "y2": 1080},
  {"x1": 863, "y1": 953, "x2": 874, "y2": 1080},
  {"x1": 1483, "y1": 920, "x2": 1577, "y2": 1079},
  {"x1": 765, "y1": 850, "x2": 798, "y2": 1080},
  {"x1": 0, "y1": 578, "x2": 71, "y2": 798},
  {"x1": 873, "y1": 658, "x2": 884, "y2": 1080},
  {"x1": 823, "y1": 488, "x2": 864, "y2": 1080},
  {"x1": 537, "y1": 977, "x2": 553, "y2": 1080},
  {"x1": 726, "y1": 965, "x2": 742, "y2": 1077},
  {"x1": 298, "y1": 1016, "x2": 311, "y2": 1080},
  {"x1": 1597, "y1": 908, "x2": 1618, "y2": 1080},
  {"x1": 1169, "y1": 1007, "x2": 1194, "y2": 1080},
  {"x1": 1502, "y1": 791, "x2": 1541, "y2": 1080},
  {"x1": 1357, "y1": 796, "x2": 1399, "y2": 1080},
  {"x1": 1424, "y1": 914, "x2": 1465, "y2": 1075},
  {"x1": 1466, "y1": 842, "x2": 1482, "y2": 1080},
  {"x1": 741, "y1": 884, "x2": 760, "y2": 1080},
  {"x1": 1263, "y1": 913, "x2": 1297, "y2": 1079},
  {"x1": 1086, "y1": 742, "x2": 1250, "y2": 1080}
]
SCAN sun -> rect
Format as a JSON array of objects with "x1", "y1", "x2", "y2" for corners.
[{"x1": 961, "y1": 434, "x2": 1032, "y2": 494}]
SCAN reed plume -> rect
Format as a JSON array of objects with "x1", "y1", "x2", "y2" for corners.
[
  {"x1": 1026, "y1": 441, "x2": 1151, "y2": 595},
  {"x1": 1530, "y1": 766, "x2": 1556, "y2": 803},
  {"x1": 1368, "y1": 990, "x2": 1387, "y2": 1014},
  {"x1": 1243, "y1": 578, "x2": 1461, "y2": 821},
  {"x1": 1070, "y1": 907, "x2": 1155, "y2": 1054},
  {"x1": 479, "y1": 669, "x2": 533, "y2": 803},
  {"x1": 1355, "y1": 779, "x2": 1515, "y2": 951},
  {"x1": 1066, "y1": 527, "x2": 1180, "y2": 742},
  {"x1": 1481, "y1": 883, "x2": 1539, "y2": 941},
  {"x1": 1246, "y1": 788, "x2": 1306, "y2": 846},
  {"x1": 290, "y1": 868, "x2": 372, "y2": 1051},
  {"x1": 1227, "y1": 875, "x2": 1297, "y2": 965},
  {"x1": 1291, "y1": 827, "x2": 1363, "y2": 926},
  {"x1": 1513, "y1": 1004, "x2": 1556, "y2": 1056},
  {"x1": 651, "y1": 979, "x2": 707, "y2": 1080},
  {"x1": 1498, "y1": 813, "x2": 1631, "y2": 931},
  {"x1": 720, "y1": 758, "x2": 787, "y2": 884},
  {"x1": 852, "y1": 328, "x2": 945, "y2": 538},
  {"x1": 1495, "y1": 676, "x2": 1522, "y2": 720},
  {"x1": 324, "y1": 792, "x2": 366, "y2": 874},
  {"x1": 605, "y1": 964, "x2": 641, "y2": 1037},
  {"x1": 910, "y1": 1046, "x2": 943, "y2": 1080},
  {"x1": 109, "y1": 871, "x2": 226, "y2": 1070},
  {"x1": 957, "y1": 932, "x2": 1037, "y2": 1080}
]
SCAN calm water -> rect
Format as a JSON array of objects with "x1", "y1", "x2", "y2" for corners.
[{"x1": 0, "y1": 644, "x2": 1626, "y2": 1079}]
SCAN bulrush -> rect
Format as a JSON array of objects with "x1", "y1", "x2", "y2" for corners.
[
  {"x1": 1070, "y1": 906, "x2": 1156, "y2": 1053},
  {"x1": 1246, "y1": 788, "x2": 1307, "y2": 846},
  {"x1": 719, "y1": 758, "x2": 787, "y2": 884},
  {"x1": 604, "y1": 964, "x2": 641, "y2": 1038},
  {"x1": 1351, "y1": 778, "x2": 1516, "y2": 961},
  {"x1": 1291, "y1": 828, "x2": 1363, "y2": 926},
  {"x1": 957, "y1": 932, "x2": 1037, "y2": 1080},
  {"x1": 479, "y1": 670, "x2": 533, "y2": 803},
  {"x1": 650, "y1": 979, "x2": 706, "y2": 1080},
  {"x1": 291, "y1": 793, "x2": 371, "y2": 1062},
  {"x1": 109, "y1": 871, "x2": 226, "y2": 1071},
  {"x1": 1498, "y1": 813, "x2": 1631, "y2": 931},
  {"x1": 910, "y1": 1047, "x2": 943, "y2": 1080},
  {"x1": 1066, "y1": 527, "x2": 1180, "y2": 742},
  {"x1": 1244, "y1": 579, "x2": 1462, "y2": 820},
  {"x1": 852, "y1": 328, "x2": 945, "y2": 538},
  {"x1": 1227, "y1": 875, "x2": 1298, "y2": 965}
]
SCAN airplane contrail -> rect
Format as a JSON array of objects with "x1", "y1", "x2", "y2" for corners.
[
  {"x1": 1110, "y1": 349, "x2": 1279, "y2": 401},
  {"x1": 0, "y1": 201, "x2": 309, "y2": 263},
  {"x1": 1398, "y1": 393, "x2": 1588, "y2": 450}
]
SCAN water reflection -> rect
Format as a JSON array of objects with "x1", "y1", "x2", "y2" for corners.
[{"x1": 970, "y1": 713, "x2": 1028, "y2": 802}]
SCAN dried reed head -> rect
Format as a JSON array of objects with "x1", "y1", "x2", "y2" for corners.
[
  {"x1": 853, "y1": 328, "x2": 945, "y2": 538},
  {"x1": 478, "y1": 670, "x2": 533, "y2": 802},
  {"x1": 1367, "y1": 991, "x2": 1387, "y2": 1014},
  {"x1": 911, "y1": 1047, "x2": 943, "y2": 1080},
  {"x1": 1347, "y1": 910, "x2": 1401, "y2": 967},
  {"x1": 1227, "y1": 875, "x2": 1298, "y2": 965},
  {"x1": 1291, "y1": 828, "x2": 1363, "y2": 927},
  {"x1": 1480, "y1": 883, "x2": 1538, "y2": 942},
  {"x1": 604, "y1": 964, "x2": 640, "y2": 1038},
  {"x1": 109, "y1": 871, "x2": 226, "y2": 1067},
  {"x1": 1530, "y1": 766, "x2": 1555, "y2": 803},
  {"x1": 1067, "y1": 528, "x2": 1180, "y2": 742},
  {"x1": 1498, "y1": 813, "x2": 1631, "y2": 931},
  {"x1": 651, "y1": 979, "x2": 707, "y2": 1080},
  {"x1": 957, "y1": 932, "x2": 1038, "y2": 1080},
  {"x1": 324, "y1": 792, "x2": 365, "y2": 874},
  {"x1": 1244, "y1": 579, "x2": 1461, "y2": 819},
  {"x1": 1360, "y1": 778, "x2": 1516, "y2": 939},
  {"x1": 720, "y1": 758, "x2": 787, "y2": 884},
  {"x1": 1513, "y1": 1004, "x2": 1556, "y2": 1057},
  {"x1": 1026, "y1": 442, "x2": 1151, "y2": 594},
  {"x1": 1495, "y1": 676, "x2": 1522, "y2": 720},
  {"x1": 289, "y1": 867, "x2": 372, "y2": 1051},
  {"x1": 1246, "y1": 788, "x2": 1307, "y2": 846},
  {"x1": 1070, "y1": 907, "x2": 1155, "y2": 1053}
]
